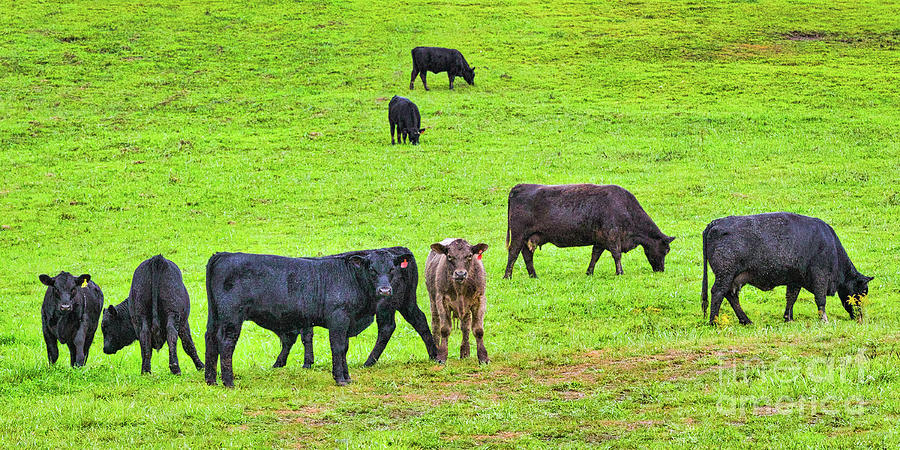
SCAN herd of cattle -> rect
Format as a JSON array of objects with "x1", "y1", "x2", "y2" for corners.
[
  {"x1": 36, "y1": 48, "x2": 873, "y2": 387},
  {"x1": 39, "y1": 183, "x2": 873, "y2": 386}
]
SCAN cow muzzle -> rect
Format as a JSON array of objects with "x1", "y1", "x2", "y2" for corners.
[
  {"x1": 59, "y1": 304, "x2": 73, "y2": 312},
  {"x1": 377, "y1": 286, "x2": 393, "y2": 297},
  {"x1": 453, "y1": 271, "x2": 468, "y2": 283}
]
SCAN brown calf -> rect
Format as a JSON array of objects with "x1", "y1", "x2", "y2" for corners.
[{"x1": 425, "y1": 238, "x2": 490, "y2": 364}]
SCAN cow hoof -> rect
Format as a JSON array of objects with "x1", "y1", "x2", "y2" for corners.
[
  {"x1": 195, "y1": 362, "x2": 205, "y2": 371},
  {"x1": 479, "y1": 358, "x2": 490, "y2": 365},
  {"x1": 206, "y1": 379, "x2": 217, "y2": 386},
  {"x1": 436, "y1": 359, "x2": 446, "y2": 365},
  {"x1": 170, "y1": 368, "x2": 182, "y2": 376},
  {"x1": 740, "y1": 320, "x2": 753, "y2": 326},
  {"x1": 363, "y1": 361, "x2": 376, "y2": 368},
  {"x1": 141, "y1": 369, "x2": 152, "y2": 375},
  {"x1": 335, "y1": 379, "x2": 351, "y2": 386},
  {"x1": 302, "y1": 363, "x2": 312, "y2": 369},
  {"x1": 272, "y1": 362, "x2": 285, "y2": 369}
]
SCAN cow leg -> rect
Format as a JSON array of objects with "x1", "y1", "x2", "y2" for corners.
[
  {"x1": 410, "y1": 67, "x2": 418, "y2": 90},
  {"x1": 459, "y1": 309, "x2": 471, "y2": 359},
  {"x1": 724, "y1": 290, "x2": 753, "y2": 325},
  {"x1": 219, "y1": 321, "x2": 243, "y2": 388},
  {"x1": 448, "y1": 73, "x2": 455, "y2": 90},
  {"x1": 420, "y1": 71, "x2": 429, "y2": 91},
  {"x1": 708, "y1": 276, "x2": 732, "y2": 325},
  {"x1": 610, "y1": 247, "x2": 624, "y2": 275},
  {"x1": 587, "y1": 245, "x2": 604, "y2": 275},
  {"x1": 179, "y1": 323, "x2": 204, "y2": 371},
  {"x1": 503, "y1": 239, "x2": 524, "y2": 279},
  {"x1": 390, "y1": 122, "x2": 396, "y2": 145},
  {"x1": 436, "y1": 297, "x2": 451, "y2": 364},
  {"x1": 205, "y1": 321, "x2": 219, "y2": 385},
  {"x1": 273, "y1": 331, "x2": 298, "y2": 368},
  {"x1": 43, "y1": 328, "x2": 59, "y2": 365},
  {"x1": 327, "y1": 318, "x2": 351, "y2": 385},
  {"x1": 784, "y1": 284, "x2": 801, "y2": 322},
  {"x1": 301, "y1": 327, "x2": 314, "y2": 368},
  {"x1": 813, "y1": 283, "x2": 829, "y2": 323},
  {"x1": 474, "y1": 298, "x2": 489, "y2": 364},
  {"x1": 67, "y1": 342, "x2": 77, "y2": 367},
  {"x1": 166, "y1": 317, "x2": 182, "y2": 375},
  {"x1": 399, "y1": 299, "x2": 438, "y2": 361},
  {"x1": 138, "y1": 320, "x2": 153, "y2": 373},
  {"x1": 364, "y1": 304, "x2": 397, "y2": 367},
  {"x1": 521, "y1": 246, "x2": 538, "y2": 278},
  {"x1": 72, "y1": 324, "x2": 88, "y2": 367},
  {"x1": 83, "y1": 325, "x2": 97, "y2": 366}
]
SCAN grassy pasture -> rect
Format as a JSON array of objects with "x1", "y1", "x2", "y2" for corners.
[{"x1": 1, "y1": 0, "x2": 899, "y2": 447}]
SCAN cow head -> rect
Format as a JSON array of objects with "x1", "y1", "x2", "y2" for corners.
[
  {"x1": 102, "y1": 302, "x2": 136, "y2": 354},
  {"x1": 39, "y1": 272, "x2": 90, "y2": 315},
  {"x1": 408, "y1": 128, "x2": 425, "y2": 145},
  {"x1": 348, "y1": 250, "x2": 414, "y2": 299},
  {"x1": 430, "y1": 239, "x2": 488, "y2": 284},
  {"x1": 643, "y1": 235, "x2": 675, "y2": 272},
  {"x1": 463, "y1": 67, "x2": 475, "y2": 86},
  {"x1": 838, "y1": 273, "x2": 874, "y2": 320}
]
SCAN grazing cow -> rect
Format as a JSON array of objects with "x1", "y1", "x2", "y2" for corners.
[
  {"x1": 409, "y1": 46, "x2": 475, "y2": 90},
  {"x1": 39, "y1": 271, "x2": 104, "y2": 367},
  {"x1": 504, "y1": 184, "x2": 675, "y2": 279},
  {"x1": 205, "y1": 248, "x2": 434, "y2": 387},
  {"x1": 702, "y1": 212, "x2": 873, "y2": 325},
  {"x1": 389, "y1": 96, "x2": 425, "y2": 145},
  {"x1": 426, "y1": 238, "x2": 490, "y2": 364},
  {"x1": 297, "y1": 247, "x2": 437, "y2": 369},
  {"x1": 101, "y1": 255, "x2": 204, "y2": 374}
]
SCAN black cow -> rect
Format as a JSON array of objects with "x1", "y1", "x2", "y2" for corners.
[
  {"x1": 204, "y1": 248, "x2": 436, "y2": 387},
  {"x1": 101, "y1": 255, "x2": 204, "y2": 374},
  {"x1": 504, "y1": 184, "x2": 675, "y2": 278},
  {"x1": 39, "y1": 271, "x2": 104, "y2": 367},
  {"x1": 297, "y1": 247, "x2": 437, "y2": 369},
  {"x1": 389, "y1": 96, "x2": 425, "y2": 145},
  {"x1": 409, "y1": 46, "x2": 475, "y2": 90},
  {"x1": 702, "y1": 212, "x2": 873, "y2": 325}
]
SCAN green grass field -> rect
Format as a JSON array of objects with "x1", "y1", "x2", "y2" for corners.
[{"x1": 2, "y1": 0, "x2": 899, "y2": 447}]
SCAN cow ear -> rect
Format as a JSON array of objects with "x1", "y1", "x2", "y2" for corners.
[
  {"x1": 470, "y1": 66, "x2": 475, "y2": 71},
  {"x1": 107, "y1": 305, "x2": 117, "y2": 317},
  {"x1": 419, "y1": 128, "x2": 426, "y2": 134},
  {"x1": 665, "y1": 236, "x2": 676, "y2": 244},
  {"x1": 394, "y1": 253, "x2": 413, "y2": 268},
  {"x1": 39, "y1": 274, "x2": 54, "y2": 286},
  {"x1": 430, "y1": 243, "x2": 448, "y2": 255},
  {"x1": 75, "y1": 274, "x2": 91, "y2": 287},
  {"x1": 348, "y1": 255, "x2": 368, "y2": 268},
  {"x1": 863, "y1": 275, "x2": 874, "y2": 283},
  {"x1": 471, "y1": 243, "x2": 489, "y2": 255}
]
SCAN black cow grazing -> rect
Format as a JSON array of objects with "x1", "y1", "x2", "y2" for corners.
[
  {"x1": 205, "y1": 248, "x2": 436, "y2": 387},
  {"x1": 409, "y1": 46, "x2": 475, "y2": 90},
  {"x1": 101, "y1": 255, "x2": 204, "y2": 374},
  {"x1": 389, "y1": 96, "x2": 425, "y2": 145},
  {"x1": 39, "y1": 271, "x2": 104, "y2": 367},
  {"x1": 297, "y1": 247, "x2": 437, "y2": 370},
  {"x1": 504, "y1": 184, "x2": 675, "y2": 279},
  {"x1": 702, "y1": 212, "x2": 873, "y2": 325}
]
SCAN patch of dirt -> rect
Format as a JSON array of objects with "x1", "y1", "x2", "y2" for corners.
[
  {"x1": 382, "y1": 391, "x2": 469, "y2": 406},
  {"x1": 251, "y1": 406, "x2": 334, "y2": 427},
  {"x1": 598, "y1": 420, "x2": 662, "y2": 431},
  {"x1": 445, "y1": 431, "x2": 524, "y2": 443},
  {"x1": 753, "y1": 405, "x2": 785, "y2": 416},
  {"x1": 783, "y1": 31, "x2": 825, "y2": 41}
]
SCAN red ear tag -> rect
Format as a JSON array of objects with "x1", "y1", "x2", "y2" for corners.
[
  {"x1": 476, "y1": 253, "x2": 482, "y2": 260},
  {"x1": 400, "y1": 259, "x2": 408, "y2": 269}
]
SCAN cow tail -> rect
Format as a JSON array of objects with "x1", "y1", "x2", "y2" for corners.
[
  {"x1": 505, "y1": 198, "x2": 511, "y2": 250},
  {"x1": 701, "y1": 224, "x2": 710, "y2": 318},
  {"x1": 150, "y1": 255, "x2": 164, "y2": 348}
]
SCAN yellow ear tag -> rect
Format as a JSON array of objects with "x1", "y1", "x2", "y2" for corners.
[{"x1": 81, "y1": 279, "x2": 88, "y2": 288}]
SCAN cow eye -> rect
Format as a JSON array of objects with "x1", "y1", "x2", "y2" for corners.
[
  {"x1": 447, "y1": 256, "x2": 453, "y2": 262},
  {"x1": 466, "y1": 256, "x2": 472, "y2": 261}
]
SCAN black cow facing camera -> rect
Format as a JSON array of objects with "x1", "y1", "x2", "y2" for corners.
[
  {"x1": 39, "y1": 271, "x2": 104, "y2": 367},
  {"x1": 410, "y1": 47, "x2": 475, "y2": 90},
  {"x1": 389, "y1": 96, "x2": 425, "y2": 145}
]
